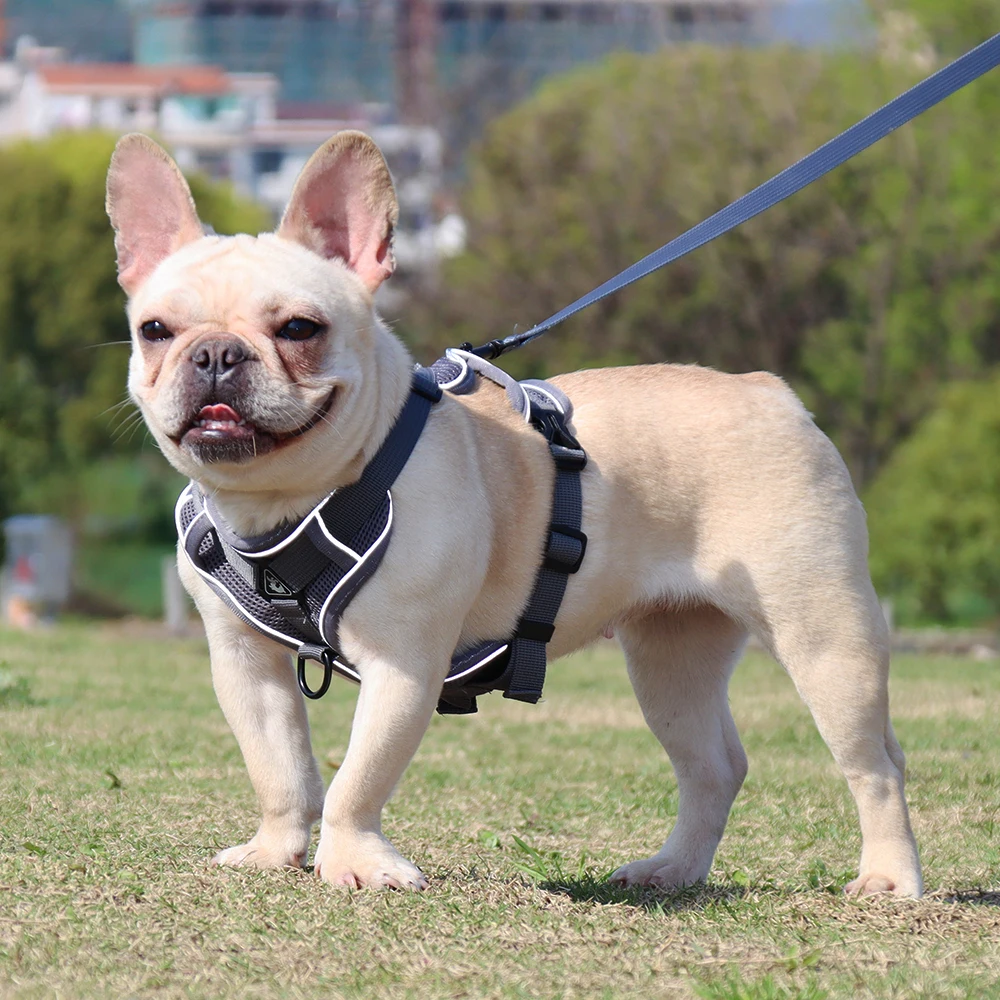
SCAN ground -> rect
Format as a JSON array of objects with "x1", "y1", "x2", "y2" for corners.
[{"x1": 0, "y1": 622, "x2": 998, "y2": 999}]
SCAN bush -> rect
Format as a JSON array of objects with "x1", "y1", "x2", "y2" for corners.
[
  {"x1": 865, "y1": 371, "x2": 1000, "y2": 624},
  {"x1": 0, "y1": 132, "x2": 269, "y2": 612}
]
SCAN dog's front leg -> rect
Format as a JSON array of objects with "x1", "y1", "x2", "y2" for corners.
[
  {"x1": 188, "y1": 570, "x2": 325, "y2": 869},
  {"x1": 313, "y1": 651, "x2": 443, "y2": 890}
]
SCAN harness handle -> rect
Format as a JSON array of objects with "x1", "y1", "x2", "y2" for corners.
[{"x1": 297, "y1": 647, "x2": 335, "y2": 700}]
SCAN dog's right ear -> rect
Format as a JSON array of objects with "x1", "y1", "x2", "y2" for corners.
[{"x1": 106, "y1": 134, "x2": 204, "y2": 296}]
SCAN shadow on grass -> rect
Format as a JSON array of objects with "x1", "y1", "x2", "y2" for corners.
[
  {"x1": 538, "y1": 875, "x2": 749, "y2": 912},
  {"x1": 941, "y1": 889, "x2": 1000, "y2": 907}
]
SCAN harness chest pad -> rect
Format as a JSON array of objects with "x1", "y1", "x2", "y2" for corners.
[{"x1": 175, "y1": 352, "x2": 587, "y2": 715}]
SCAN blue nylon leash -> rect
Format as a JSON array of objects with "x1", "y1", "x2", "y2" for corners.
[{"x1": 468, "y1": 31, "x2": 1000, "y2": 360}]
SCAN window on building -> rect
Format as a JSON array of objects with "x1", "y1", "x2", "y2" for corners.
[
  {"x1": 197, "y1": 152, "x2": 230, "y2": 179},
  {"x1": 253, "y1": 149, "x2": 284, "y2": 174},
  {"x1": 250, "y1": 2, "x2": 287, "y2": 15},
  {"x1": 578, "y1": 4, "x2": 614, "y2": 25}
]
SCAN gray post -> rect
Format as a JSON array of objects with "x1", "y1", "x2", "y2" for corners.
[{"x1": 162, "y1": 556, "x2": 188, "y2": 635}]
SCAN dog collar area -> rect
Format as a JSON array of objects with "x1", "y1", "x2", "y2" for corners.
[{"x1": 175, "y1": 352, "x2": 587, "y2": 715}]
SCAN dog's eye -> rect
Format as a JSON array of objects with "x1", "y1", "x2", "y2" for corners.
[
  {"x1": 139, "y1": 320, "x2": 172, "y2": 342},
  {"x1": 277, "y1": 318, "x2": 324, "y2": 341}
]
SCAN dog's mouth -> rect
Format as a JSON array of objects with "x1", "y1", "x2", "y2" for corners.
[{"x1": 176, "y1": 389, "x2": 336, "y2": 464}]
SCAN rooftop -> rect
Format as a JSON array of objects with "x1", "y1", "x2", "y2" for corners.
[{"x1": 37, "y1": 63, "x2": 233, "y2": 96}]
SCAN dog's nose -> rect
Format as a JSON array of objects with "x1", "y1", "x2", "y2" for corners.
[{"x1": 190, "y1": 337, "x2": 249, "y2": 382}]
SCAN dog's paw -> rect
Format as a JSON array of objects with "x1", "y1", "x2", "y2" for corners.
[
  {"x1": 314, "y1": 831, "x2": 429, "y2": 890},
  {"x1": 608, "y1": 855, "x2": 705, "y2": 892},
  {"x1": 212, "y1": 837, "x2": 307, "y2": 871},
  {"x1": 844, "y1": 873, "x2": 914, "y2": 897}
]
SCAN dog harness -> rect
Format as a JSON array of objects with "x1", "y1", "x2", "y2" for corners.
[{"x1": 175, "y1": 349, "x2": 587, "y2": 715}]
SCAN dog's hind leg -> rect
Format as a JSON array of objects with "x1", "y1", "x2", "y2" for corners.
[
  {"x1": 610, "y1": 605, "x2": 749, "y2": 891},
  {"x1": 763, "y1": 593, "x2": 922, "y2": 898}
]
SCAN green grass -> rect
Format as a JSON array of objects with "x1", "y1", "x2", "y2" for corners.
[{"x1": 0, "y1": 623, "x2": 998, "y2": 999}]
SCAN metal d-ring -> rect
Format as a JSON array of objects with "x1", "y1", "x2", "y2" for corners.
[{"x1": 297, "y1": 648, "x2": 334, "y2": 700}]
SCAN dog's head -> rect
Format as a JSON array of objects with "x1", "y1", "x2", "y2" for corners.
[{"x1": 106, "y1": 131, "x2": 403, "y2": 495}]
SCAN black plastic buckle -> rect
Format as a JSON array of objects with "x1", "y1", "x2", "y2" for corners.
[
  {"x1": 531, "y1": 411, "x2": 587, "y2": 470},
  {"x1": 549, "y1": 442, "x2": 587, "y2": 471},
  {"x1": 543, "y1": 524, "x2": 588, "y2": 574},
  {"x1": 297, "y1": 647, "x2": 335, "y2": 700}
]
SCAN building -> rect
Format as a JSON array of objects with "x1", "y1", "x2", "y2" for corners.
[
  {"x1": 126, "y1": 0, "x2": 775, "y2": 115},
  {"x1": 0, "y1": 39, "x2": 452, "y2": 287},
  {"x1": 2, "y1": 0, "x2": 131, "y2": 62},
  {"x1": 129, "y1": 0, "x2": 399, "y2": 107}
]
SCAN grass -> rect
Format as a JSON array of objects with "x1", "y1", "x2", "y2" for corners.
[
  {"x1": 0, "y1": 622, "x2": 998, "y2": 999},
  {"x1": 73, "y1": 541, "x2": 174, "y2": 618}
]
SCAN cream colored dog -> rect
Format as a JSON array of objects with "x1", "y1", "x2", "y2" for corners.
[{"x1": 106, "y1": 131, "x2": 922, "y2": 897}]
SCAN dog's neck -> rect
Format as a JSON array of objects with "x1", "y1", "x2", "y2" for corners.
[{"x1": 200, "y1": 329, "x2": 414, "y2": 538}]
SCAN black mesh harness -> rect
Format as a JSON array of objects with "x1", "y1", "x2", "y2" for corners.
[{"x1": 175, "y1": 349, "x2": 587, "y2": 715}]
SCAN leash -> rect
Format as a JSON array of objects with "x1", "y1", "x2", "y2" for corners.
[{"x1": 465, "y1": 31, "x2": 1000, "y2": 361}]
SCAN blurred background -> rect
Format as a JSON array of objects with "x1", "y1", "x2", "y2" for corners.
[{"x1": 0, "y1": 0, "x2": 997, "y2": 634}]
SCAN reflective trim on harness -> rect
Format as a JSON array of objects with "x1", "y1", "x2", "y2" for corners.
[{"x1": 175, "y1": 358, "x2": 587, "y2": 715}]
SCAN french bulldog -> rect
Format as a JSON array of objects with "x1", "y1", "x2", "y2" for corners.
[{"x1": 105, "y1": 131, "x2": 922, "y2": 896}]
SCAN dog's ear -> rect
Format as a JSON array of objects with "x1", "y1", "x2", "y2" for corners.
[
  {"x1": 106, "y1": 134, "x2": 204, "y2": 296},
  {"x1": 277, "y1": 131, "x2": 399, "y2": 294}
]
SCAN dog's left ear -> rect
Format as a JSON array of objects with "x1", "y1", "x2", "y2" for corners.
[
  {"x1": 106, "y1": 134, "x2": 204, "y2": 296},
  {"x1": 277, "y1": 131, "x2": 399, "y2": 294}
]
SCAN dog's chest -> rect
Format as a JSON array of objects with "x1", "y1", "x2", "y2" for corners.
[{"x1": 177, "y1": 352, "x2": 587, "y2": 715}]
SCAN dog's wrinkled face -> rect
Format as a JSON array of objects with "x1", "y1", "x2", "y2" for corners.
[
  {"x1": 107, "y1": 132, "x2": 399, "y2": 492},
  {"x1": 127, "y1": 235, "x2": 369, "y2": 470}
]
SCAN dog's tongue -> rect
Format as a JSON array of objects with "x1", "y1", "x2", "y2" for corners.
[
  {"x1": 200, "y1": 403, "x2": 241, "y2": 421},
  {"x1": 198, "y1": 403, "x2": 242, "y2": 427}
]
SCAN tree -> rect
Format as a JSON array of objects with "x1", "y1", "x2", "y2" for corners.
[
  {"x1": 865, "y1": 372, "x2": 1000, "y2": 624},
  {"x1": 869, "y1": 0, "x2": 1000, "y2": 60},
  {"x1": 0, "y1": 132, "x2": 270, "y2": 536},
  {"x1": 402, "y1": 44, "x2": 1000, "y2": 487}
]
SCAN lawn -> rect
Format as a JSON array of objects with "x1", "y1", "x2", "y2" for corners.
[{"x1": 0, "y1": 622, "x2": 998, "y2": 999}]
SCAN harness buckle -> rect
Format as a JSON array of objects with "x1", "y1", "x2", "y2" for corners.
[
  {"x1": 543, "y1": 524, "x2": 588, "y2": 574},
  {"x1": 530, "y1": 410, "x2": 588, "y2": 471},
  {"x1": 297, "y1": 645, "x2": 336, "y2": 700},
  {"x1": 549, "y1": 442, "x2": 587, "y2": 471}
]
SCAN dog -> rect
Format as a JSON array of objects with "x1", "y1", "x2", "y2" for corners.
[{"x1": 105, "y1": 130, "x2": 922, "y2": 896}]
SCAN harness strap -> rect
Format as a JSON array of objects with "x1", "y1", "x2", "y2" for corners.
[
  {"x1": 434, "y1": 369, "x2": 587, "y2": 714},
  {"x1": 295, "y1": 369, "x2": 441, "y2": 687},
  {"x1": 317, "y1": 369, "x2": 442, "y2": 544},
  {"x1": 504, "y1": 397, "x2": 586, "y2": 704}
]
